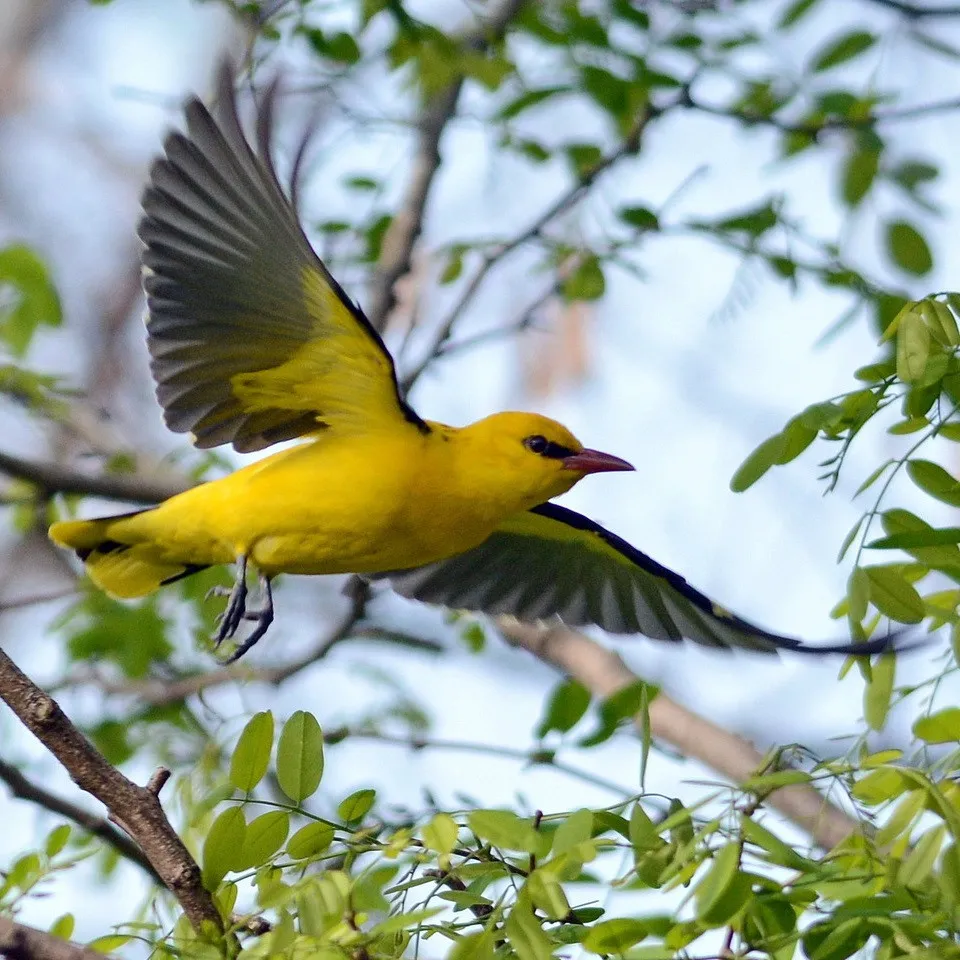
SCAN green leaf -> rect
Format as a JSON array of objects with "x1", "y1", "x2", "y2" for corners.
[
  {"x1": 899, "y1": 824, "x2": 946, "y2": 888},
  {"x1": 886, "y1": 220, "x2": 933, "y2": 276},
  {"x1": 740, "y1": 816, "x2": 814, "y2": 870},
  {"x1": 730, "y1": 433, "x2": 786, "y2": 492},
  {"x1": 864, "y1": 652, "x2": 895, "y2": 731},
  {"x1": 852, "y1": 766, "x2": 906, "y2": 804},
  {"x1": 842, "y1": 146, "x2": 879, "y2": 207},
  {"x1": 890, "y1": 159, "x2": 939, "y2": 191},
  {"x1": 48, "y1": 914, "x2": 74, "y2": 941},
  {"x1": 237, "y1": 811, "x2": 289, "y2": 871},
  {"x1": 0, "y1": 245, "x2": 62, "y2": 358},
  {"x1": 619, "y1": 206, "x2": 659, "y2": 231},
  {"x1": 562, "y1": 255, "x2": 605, "y2": 301},
  {"x1": 714, "y1": 201, "x2": 778, "y2": 236},
  {"x1": 694, "y1": 842, "x2": 742, "y2": 921},
  {"x1": 896, "y1": 306, "x2": 930, "y2": 381},
  {"x1": 469, "y1": 810, "x2": 541, "y2": 852},
  {"x1": 287, "y1": 821, "x2": 335, "y2": 859},
  {"x1": 552, "y1": 809, "x2": 593, "y2": 856},
  {"x1": 913, "y1": 707, "x2": 960, "y2": 743},
  {"x1": 338, "y1": 788, "x2": 376, "y2": 822},
  {"x1": 847, "y1": 567, "x2": 869, "y2": 623},
  {"x1": 863, "y1": 566, "x2": 925, "y2": 623},
  {"x1": 497, "y1": 87, "x2": 569, "y2": 120},
  {"x1": 505, "y1": 893, "x2": 553, "y2": 960},
  {"x1": 45, "y1": 824, "x2": 71, "y2": 858},
  {"x1": 536, "y1": 679, "x2": 591, "y2": 736},
  {"x1": 868, "y1": 527, "x2": 960, "y2": 549},
  {"x1": 778, "y1": 0, "x2": 820, "y2": 28},
  {"x1": 202, "y1": 806, "x2": 246, "y2": 890},
  {"x1": 811, "y1": 31, "x2": 876, "y2": 71},
  {"x1": 276, "y1": 711, "x2": 324, "y2": 803},
  {"x1": 527, "y1": 868, "x2": 570, "y2": 920},
  {"x1": 584, "y1": 918, "x2": 650, "y2": 953},
  {"x1": 422, "y1": 812, "x2": 459, "y2": 855},
  {"x1": 230, "y1": 711, "x2": 274, "y2": 792},
  {"x1": 907, "y1": 459, "x2": 960, "y2": 507}
]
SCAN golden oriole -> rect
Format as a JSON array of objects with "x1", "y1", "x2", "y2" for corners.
[{"x1": 49, "y1": 64, "x2": 900, "y2": 662}]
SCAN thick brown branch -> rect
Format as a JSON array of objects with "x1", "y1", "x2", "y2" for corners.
[
  {"x1": 0, "y1": 649, "x2": 223, "y2": 936},
  {"x1": 0, "y1": 917, "x2": 105, "y2": 960},
  {"x1": 365, "y1": 0, "x2": 528, "y2": 331},
  {"x1": 499, "y1": 620, "x2": 864, "y2": 851},
  {"x1": 0, "y1": 759, "x2": 161, "y2": 883},
  {"x1": 0, "y1": 451, "x2": 187, "y2": 504}
]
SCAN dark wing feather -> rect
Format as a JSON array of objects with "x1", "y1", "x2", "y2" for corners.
[
  {"x1": 382, "y1": 502, "x2": 905, "y2": 655},
  {"x1": 139, "y1": 62, "x2": 426, "y2": 452}
]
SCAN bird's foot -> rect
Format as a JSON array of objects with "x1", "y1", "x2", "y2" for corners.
[
  {"x1": 211, "y1": 555, "x2": 249, "y2": 647},
  {"x1": 220, "y1": 574, "x2": 274, "y2": 663}
]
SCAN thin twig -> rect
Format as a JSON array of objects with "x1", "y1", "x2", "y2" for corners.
[
  {"x1": 864, "y1": 0, "x2": 960, "y2": 16},
  {"x1": 366, "y1": 0, "x2": 528, "y2": 331},
  {"x1": 322, "y1": 727, "x2": 633, "y2": 797},
  {"x1": 685, "y1": 92, "x2": 960, "y2": 136},
  {"x1": 401, "y1": 102, "x2": 658, "y2": 391},
  {"x1": 0, "y1": 759, "x2": 162, "y2": 884},
  {"x1": 0, "y1": 648, "x2": 224, "y2": 935}
]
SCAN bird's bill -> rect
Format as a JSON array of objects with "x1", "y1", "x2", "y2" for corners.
[{"x1": 562, "y1": 448, "x2": 635, "y2": 474}]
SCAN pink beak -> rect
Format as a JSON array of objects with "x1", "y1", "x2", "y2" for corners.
[{"x1": 562, "y1": 448, "x2": 635, "y2": 475}]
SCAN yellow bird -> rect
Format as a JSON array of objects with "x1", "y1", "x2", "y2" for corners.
[{"x1": 50, "y1": 65, "x2": 898, "y2": 662}]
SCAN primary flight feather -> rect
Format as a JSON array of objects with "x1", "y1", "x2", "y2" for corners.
[{"x1": 49, "y1": 64, "x2": 899, "y2": 662}]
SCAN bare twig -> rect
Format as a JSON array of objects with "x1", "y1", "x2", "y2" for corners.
[
  {"x1": 401, "y1": 103, "x2": 657, "y2": 391},
  {"x1": 366, "y1": 0, "x2": 528, "y2": 331},
  {"x1": 322, "y1": 726, "x2": 634, "y2": 797},
  {"x1": 0, "y1": 759, "x2": 161, "y2": 884},
  {"x1": 0, "y1": 649, "x2": 224, "y2": 935},
  {"x1": 498, "y1": 620, "x2": 865, "y2": 851},
  {"x1": 864, "y1": 0, "x2": 960, "y2": 15},
  {"x1": 0, "y1": 451, "x2": 188, "y2": 504},
  {"x1": 684, "y1": 92, "x2": 960, "y2": 136},
  {"x1": 51, "y1": 579, "x2": 444, "y2": 707},
  {"x1": 0, "y1": 916, "x2": 106, "y2": 960}
]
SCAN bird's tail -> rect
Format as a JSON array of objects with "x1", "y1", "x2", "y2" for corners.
[{"x1": 49, "y1": 511, "x2": 204, "y2": 598}]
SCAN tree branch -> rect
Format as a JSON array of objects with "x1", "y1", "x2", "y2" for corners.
[
  {"x1": 0, "y1": 759, "x2": 161, "y2": 884},
  {"x1": 498, "y1": 620, "x2": 865, "y2": 851},
  {"x1": 684, "y1": 91, "x2": 960, "y2": 136},
  {"x1": 864, "y1": 0, "x2": 960, "y2": 16},
  {"x1": 401, "y1": 102, "x2": 658, "y2": 390},
  {"x1": 365, "y1": 0, "x2": 528, "y2": 331},
  {"x1": 0, "y1": 451, "x2": 187, "y2": 505},
  {"x1": 0, "y1": 917, "x2": 106, "y2": 960},
  {"x1": 0, "y1": 649, "x2": 223, "y2": 936}
]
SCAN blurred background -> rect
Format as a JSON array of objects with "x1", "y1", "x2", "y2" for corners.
[{"x1": 1, "y1": 0, "x2": 959, "y2": 941}]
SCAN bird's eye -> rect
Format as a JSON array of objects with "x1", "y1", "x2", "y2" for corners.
[{"x1": 524, "y1": 435, "x2": 548, "y2": 454}]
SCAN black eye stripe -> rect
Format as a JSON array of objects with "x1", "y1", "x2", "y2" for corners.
[{"x1": 523, "y1": 434, "x2": 576, "y2": 459}]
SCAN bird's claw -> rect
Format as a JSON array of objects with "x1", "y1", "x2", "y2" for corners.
[{"x1": 209, "y1": 560, "x2": 275, "y2": 662}]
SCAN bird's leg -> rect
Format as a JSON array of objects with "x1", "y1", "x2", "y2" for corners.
[
  {"x1": 212, "y1": 554, "x2": 248, "y2": 647},
  {"x1": 222, "y1": 573, "x2": 274, "y2": 663}
]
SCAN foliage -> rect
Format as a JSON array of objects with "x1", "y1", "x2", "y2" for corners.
[{"x1": 3, "y1": 0, "x2": 960, "y2": 958}]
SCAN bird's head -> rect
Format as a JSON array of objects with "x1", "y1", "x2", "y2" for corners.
[{"x1": 456, "y1": 411, "x2": 634, "y2": 508}]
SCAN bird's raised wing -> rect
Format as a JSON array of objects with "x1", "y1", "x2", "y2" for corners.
[
  {"x1": 139, "y1": 63, "x2": 427, "y2": 452},
  {"x1": 382, "y1": 502, "x2": 901, "y2": 655}
]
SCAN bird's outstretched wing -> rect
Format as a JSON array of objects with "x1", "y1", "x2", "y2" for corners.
[
  {"x1": 139, "y1": 62, "x2": 427, "y2": 452},
  {"x1": 382, "y1": 502, "x2": 902, "y2": 655}
]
